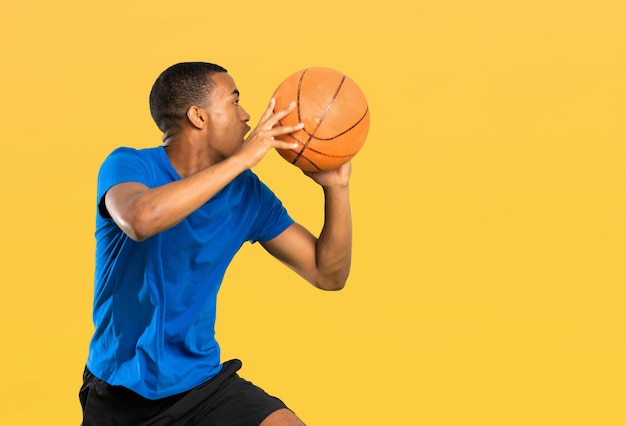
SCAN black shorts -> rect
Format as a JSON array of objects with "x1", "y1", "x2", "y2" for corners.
[{"x1": 79, "y1": 359, "x2": 290, "y2": 426}]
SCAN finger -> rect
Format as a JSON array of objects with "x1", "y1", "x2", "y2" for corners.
[
  {"x1": 274, "y1": 100, "x2": 297, "y2": 117},
  {"x1": 274, "y1": 140, "x2": 301, "y2": 151},
  {"x1": 267, "y1": 122, "x2": 304, "y2": 138},
  {"x1": 258, "y1": 98, "x2": 277, "y2": 123},
  {"x1": 263, "y1": 100, "x2": 298, "y2": 128}
]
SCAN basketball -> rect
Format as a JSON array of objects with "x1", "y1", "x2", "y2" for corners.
[{"x1": 273, "y1": 67, "x2": 370, "y2": 172}]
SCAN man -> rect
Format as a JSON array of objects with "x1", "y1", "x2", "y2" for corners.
[{"x1": 79, "y1": 62, "x2": 353, "y2": 425}]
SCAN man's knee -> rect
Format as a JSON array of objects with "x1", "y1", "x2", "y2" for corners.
[{"x1": 261, "y1": 408, "x2": 306, "y2": 426}]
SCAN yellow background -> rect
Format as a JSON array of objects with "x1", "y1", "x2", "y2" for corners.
[{"x1": 1, "y1": 0, "x2": 625, "y2": 424}]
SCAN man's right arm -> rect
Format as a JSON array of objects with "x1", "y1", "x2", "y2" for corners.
[
  {"x1": 105, "y1": 99, "x2": 302, "y2": 242},
  {"x1": 104, "y1": 156, "x2": 245, "y2": 241}
]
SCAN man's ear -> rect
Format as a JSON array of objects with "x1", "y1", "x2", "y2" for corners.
[{"x1": 187, "y1": 106, "x2": 206, "y2": 129}]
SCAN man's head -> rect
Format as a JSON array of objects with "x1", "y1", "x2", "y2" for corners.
[{"x1": 149, "y1": 62, "x2": 228, "y2": 132}]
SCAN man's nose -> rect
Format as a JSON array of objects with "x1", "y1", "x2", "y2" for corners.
[{"x1": 240, "y1": 107, "x2": 250, "y2": 122}]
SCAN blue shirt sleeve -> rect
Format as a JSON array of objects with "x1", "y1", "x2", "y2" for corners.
[
  {"x1": 97, "y1": 148, "x2": 152, "y2": 212},
  {"x1": 247, "y1": 175, "x2": 294, "y2": 243}
]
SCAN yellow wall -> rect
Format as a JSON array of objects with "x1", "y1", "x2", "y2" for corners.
[{"x1": 1, "y1": 0, "x2": 625, "y2": 424}]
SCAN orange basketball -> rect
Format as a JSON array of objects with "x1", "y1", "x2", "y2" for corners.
[{"x1": 273, "y1": 67, "x2": 370, "y2": 172}]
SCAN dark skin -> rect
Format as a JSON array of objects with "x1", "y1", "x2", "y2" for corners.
[{"x1": 104, "y1": 72, "x2": 353, "y2": 425}]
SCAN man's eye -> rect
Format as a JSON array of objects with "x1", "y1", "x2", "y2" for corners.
[{"x1": 234, "y1": 99, "x2": 239, "y2": 106}]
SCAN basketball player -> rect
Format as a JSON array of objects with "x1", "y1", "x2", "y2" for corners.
[{"x1": 79, "y1": 62, "x2": 353, "y2": 425}]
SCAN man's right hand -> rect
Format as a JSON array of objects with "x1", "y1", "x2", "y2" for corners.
[{"x1": 234, "y1": 98, "x2": 304, "y2": 170}]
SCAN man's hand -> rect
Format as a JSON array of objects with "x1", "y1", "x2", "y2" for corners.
[
  {"x1": 303, "y1": 161, "x2": 352, "y2": 188},
  {"x1": 234, "y1": 98, "x2": 304, "y2": 170}
]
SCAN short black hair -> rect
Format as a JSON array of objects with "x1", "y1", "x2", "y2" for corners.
[{"x1": 149, "y1": 62, "x2": 228, "y2": 132}]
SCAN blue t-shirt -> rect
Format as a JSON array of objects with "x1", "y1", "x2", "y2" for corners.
[{"x1": 87, "y1": 146, "x2": 293, "y2": 399}]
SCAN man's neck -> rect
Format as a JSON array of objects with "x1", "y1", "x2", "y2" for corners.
[{"x1": 162, "y1": 132, "x2": 222, "y2": 178}]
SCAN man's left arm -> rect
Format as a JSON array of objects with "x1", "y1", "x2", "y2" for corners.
[{"x1": 261, "y1": 162, "x2": 352, "y2": 291}]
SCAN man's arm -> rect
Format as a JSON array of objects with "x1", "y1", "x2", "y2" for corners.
[
  {"x1": 261, "y1": 162, "x2": 352, "y2": 291},
  {"x1": 105, "y1": 100, "x2": 303, "y2": 242},
  {"x1": 104, "y1": 156, "x2": 249, "y2": 241}
]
